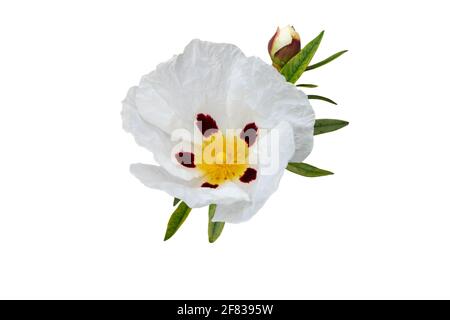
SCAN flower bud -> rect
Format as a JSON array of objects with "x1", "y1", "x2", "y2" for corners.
[{"x1": 268, "y1": 25, "x2": 301, "y2": 70}]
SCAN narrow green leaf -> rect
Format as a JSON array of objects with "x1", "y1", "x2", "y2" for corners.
[
  {"x1": 314, "y1": 119, "x2": 349, "y2": 135},
  {"x1": 173, "y1": 197, "x2": 180, "y2": 206},
  {"x1": 281, "y1": 31, "x2": 325, "y2": 83},
  {"x1": 306, "y1": 50, "x2": 348, "y2": 71},
  {"x1": 287, "y1": 162, "x2": 334, "y2": 177},
  {"x1": 308, "y1": 95, "x2": 337, "y2": 105},
  {"x1": 208, "y1": 204, "x2": 225, "y2": 243},
  {"x1": 164, "y1": 202, "x2": 191, "y2": 241},
  {"x1": 296, "y1": 84, "x2": 318, "y2": 88}
]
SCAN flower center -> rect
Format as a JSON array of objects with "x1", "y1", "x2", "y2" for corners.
[
  {"x1": 195, "y1": 132, "x2": 249, "y2": 185},
  {"x1": 175, "y1": 114, "x2": 258, "y2": 188}
]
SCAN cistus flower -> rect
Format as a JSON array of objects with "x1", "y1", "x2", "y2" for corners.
[
  {"x1": 122, "y1": 40, "x2": 314, "y2": 223},
  {"x1": 268, "y1": 25, "x2": 301, "y2": 70}
]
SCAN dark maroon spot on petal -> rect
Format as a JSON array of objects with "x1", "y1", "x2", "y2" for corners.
[
  {"x1": 201, "y1": 182, "x2": 219, "y2": 189},
  {"x1": 239, "y1": 168, "x2": 257, "y2": 183},
  {"x1": 175, "y1": 152, "x2": 195, "y2": 168},
  {"x1": 240, "y1": 122, "x2": 258, "y2": 146},
  {"x1": 196, "y1": 113, "x2": 219, "y2": 137}
]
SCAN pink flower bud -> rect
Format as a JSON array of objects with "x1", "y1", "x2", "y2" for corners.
[{"x1": 268, "y1": 25, "x2": 301, "y2": 70}]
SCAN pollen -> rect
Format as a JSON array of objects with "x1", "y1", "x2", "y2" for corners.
[{"x1": 196, "y1": 132, "x2": 250, "y2": 186}]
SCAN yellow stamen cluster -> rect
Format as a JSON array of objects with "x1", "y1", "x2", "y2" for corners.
[{"x1": 195, "y1": 132, "x2": 249, "y2": 185}]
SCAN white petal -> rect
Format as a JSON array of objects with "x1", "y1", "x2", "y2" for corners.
[
  {"x1": 213, "y1": 121, "x2": 295, "y2": 223},
  {"x1": 122, "y1": 87, "x2": 201, "y2": 181},
  {"x1": 226, "y1": 56, "x2": 315, "y2": 133},
  {"x1": 289, "y1": 89, "x2": 315, "y2": 163},
  {"x1": 130, "y1": 164, "x2": 249, "y2": 208},
  {"x1": 134, "y1": 39, "x2": 246, "y2": 133},
  {"x1": 224, "y1": 55, "x2": 315, "y2": 161}
]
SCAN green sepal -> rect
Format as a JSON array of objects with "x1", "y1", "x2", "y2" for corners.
[
  {"x1": 287, "y1": 162, "x2": 334, "y2": 177},
  {"x1": 314, "y1": 119, "x2": 349, "y2": 135},
  {"x1": 164, "y1": 202, "x2": 191, "y2": 241},
  {"x1": 208, "y1": 204, "x2": 225, "y2": 243},
  {"x1": 280, "y1": 31, "x2": 324, "y2": 83},
  {"x1": 308, "y1": 95, "x2": 337, "y2": 105},
  {"x1": 306, "y1": 50, "x2": 348, "y2": 71}
]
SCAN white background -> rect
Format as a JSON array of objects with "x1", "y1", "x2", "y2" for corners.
[{"x1": 1, "y1": 0, "x2": 449, "y2": 299}]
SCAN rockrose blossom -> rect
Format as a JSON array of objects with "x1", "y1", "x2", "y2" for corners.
[{"x1": 122, "y1": 39, "x2": 314, "y2": 223}]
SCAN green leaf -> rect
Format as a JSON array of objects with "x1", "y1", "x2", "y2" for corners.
[
  {"x1": 281, "y1": 31, "x2": 325, "y2": 83},
  {"x1": 314, "y1": 119, "x2": 349, "y2": 135},
  {"x1": 296, "y1": 84, "x2": 318, "y2": 88},
  {"x1": 308, "y1": 95, "x2": 337, "y2": 105},
  {"x1": 208, "y1": 204, "x2": 225, "y2": 243},
  {"x1": 306, "y1": 50, "x2": 348, "y2": 71},
  {"x1": 173, "y1": 197, "x2": 180, "y2": 206},
  {"x1": 164, "y1": 202, "x2": 191, "y2": 241},
  {"x1": 287, "y1": 162, "x2": 334, "y2": 177}
]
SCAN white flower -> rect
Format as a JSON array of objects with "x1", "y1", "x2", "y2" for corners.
[{"x1": 122, "y1": 39, "x2": 314, "y2": 223}]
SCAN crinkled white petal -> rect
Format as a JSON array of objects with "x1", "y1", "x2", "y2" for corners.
[
  {"x1": 226, "y1": 57, "x2": 310, "y2": 128},
  {"x1": 133, "y1": 40, "x2": 246, "y2": 133},
  {"x1": 130, "y1": 164, "x2": 249, "y2": 208},
  {"x1": 220, "y1": 53, "x2": 315, "y2": 159},
  {"x1": 122, "y1": 87, "x2": 201, "y2": 181},
  {"x1": 289, "y1": 89, "x2": 315, "y2": 163},
  {"x1": 213, "y1": 121, "x2": 295, "y2": 223}
]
